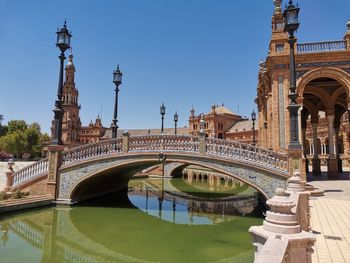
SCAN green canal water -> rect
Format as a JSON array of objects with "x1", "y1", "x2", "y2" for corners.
[{"x1": 0, "y1": 176, "x2": 263, "y2": 263}]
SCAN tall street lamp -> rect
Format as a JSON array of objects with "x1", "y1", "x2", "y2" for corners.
[
  {"x1": 174, "y1": 111, "x2": 178, "y2": 135},
  {"x1": 284, "y1": 0, "x2": 302, "y2": 150},
  {"x1": 111, "y1": 65, "x2": 123, "y2": 139},
  {"x1": 251, "y1": 110, "x2": 256, "y2": 146},
  {"x1": 160, "y1": 102, "x2": 166, "y2": 134},
  {"x1": 52, "y1": 20, "x2": 72, "y2": 145}
]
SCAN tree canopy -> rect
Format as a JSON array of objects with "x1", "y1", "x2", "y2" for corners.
[{"x1": 0, "y1": 118, "x2": 50, "y2": 159}]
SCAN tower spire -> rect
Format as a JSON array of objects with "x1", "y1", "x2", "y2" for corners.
[{"x1": 273, "y1": 0, "x2": 282, "y2": 15}]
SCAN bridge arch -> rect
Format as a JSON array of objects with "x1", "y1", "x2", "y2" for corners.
[{"x1": 57, "y1": 152, "x2": 288, "y2": 204}]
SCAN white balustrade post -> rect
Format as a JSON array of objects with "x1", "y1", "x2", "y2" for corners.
[{"x1": 4, "y1": 162, "x2": 15, "y2": 192}]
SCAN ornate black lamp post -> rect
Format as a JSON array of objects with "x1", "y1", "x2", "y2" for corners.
[
  {"x1": 284, "y1": 0, "x2": 302, "y2": 150},
  {"x1": 160, "y1": 102, "x2": 166, "y2": 134},
  {"x1": 251, "y1": 110, "x2": 256, "y2": 146},
  {"x1": 174, "y1": 111, "x2": 178, "y2": 135},
  {"x1": 52, "y1": 20, "x2": 72, "y2": 145},
  {"x1": 111, "y1": 65, "x2": 123, "y2": 139}
]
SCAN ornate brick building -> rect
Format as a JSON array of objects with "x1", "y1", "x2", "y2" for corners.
[
  {"x1": 256, "y1": 0, "x2": 350, "y2": 176},
  {"x1": 189, "y1": 105, "x2": 258, "y2": 144}
]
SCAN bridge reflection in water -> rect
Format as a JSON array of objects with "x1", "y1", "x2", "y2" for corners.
[{"x1": 0, "y1": 170, "x2": 261, "y2": 263}]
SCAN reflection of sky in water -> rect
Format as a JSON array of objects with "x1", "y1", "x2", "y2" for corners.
[
  {"x1": 129, "y1": 195, "x2": 220, "y2": 225},
  {"x1": 0, "y1": 231, "x2": 41, "y2": 263}
]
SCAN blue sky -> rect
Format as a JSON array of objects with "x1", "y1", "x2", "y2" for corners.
[{"x1": 0, "y1": 0, "x2": 349, "y2": 133}]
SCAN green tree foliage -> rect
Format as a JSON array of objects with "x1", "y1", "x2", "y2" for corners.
[
  {"x1": 0, "y1": 120, "x2": 48, "y2": 159},
  {"x1": 7, "y1": 120, "x2": 27, "y2": 133}
]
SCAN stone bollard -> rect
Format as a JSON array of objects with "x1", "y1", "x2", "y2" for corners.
[
  {"x1": 4, "y1": 162, "x2": 15, "y2": 192},
  {"x1": 249, "y1": 188, "x2": 315, "y2": 263},
  {"x1": 286, "y1": 172, "x2": 310, "y2": 231},
  {"x1": 122, "y1": 131, "x2": 130, "y2": 153}
]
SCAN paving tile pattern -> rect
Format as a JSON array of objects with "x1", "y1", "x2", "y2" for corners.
[{"x1": 310, "y1": 198, "x2": 350, "y2": 263}]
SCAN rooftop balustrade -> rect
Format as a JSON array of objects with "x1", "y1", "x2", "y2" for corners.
[{"x1": 297, "y1": 40, "x2": 347, "y2": 54}]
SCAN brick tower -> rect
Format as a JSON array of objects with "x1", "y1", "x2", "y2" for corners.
[{"x1": 61, "y1": 52, "x2": 81, "y2": 145}]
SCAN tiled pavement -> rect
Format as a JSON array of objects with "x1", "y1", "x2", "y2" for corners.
[{"x1": 309, "y1": 178, "x2": 350, "y2": 263}]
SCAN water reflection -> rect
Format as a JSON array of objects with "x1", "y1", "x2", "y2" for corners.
[
  {"x1": 128, "y1": 176, "x2": 258, "y2": 225},
  {"x1": 0, "y1": 174, "x2": 261, "y2": 263}
]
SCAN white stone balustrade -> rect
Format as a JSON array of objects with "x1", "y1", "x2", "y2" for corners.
[
  {"x1": 62, "y1": 138, "x2": 123, "y2": 165},
  {"x1": 11, "y1": 159, "x2": 48, "y2": 188}
]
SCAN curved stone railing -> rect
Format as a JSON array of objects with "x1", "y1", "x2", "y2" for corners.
[
  {"x1": 62, "y1": 138, "x2": 122, "y2": 165},
  {"x1": 129, "y1": 135, "x2": 199, "y2": 153},
  {"x1": 206, "y1": 138, "x2": 288, "y2": 172},
  {"x1": 12, "y1": 158, "x2": 48, "y2": 188}
]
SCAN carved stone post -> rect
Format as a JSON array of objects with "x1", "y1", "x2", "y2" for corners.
[
  {"x1": 199, "y1": 133, "x2": 206, "y2": 155},
  {"x1": 249, "y1": 188, "x2": 315, "y2": 263},
  {"x1": 122, "y1": 131, "x2": 130, "y2": 153},
  {"x1": 47, "y1": 145, "x2": 64, "y2": 197},
  {"x1": 4, "y1": 162, "x2": 14, "y2": 192},
  {"x1": 288, "y1": 148, "x2": 305, "y2": 180},
  {"x1": 286, "y1": 172, "x2": 310, "y2": 231}
]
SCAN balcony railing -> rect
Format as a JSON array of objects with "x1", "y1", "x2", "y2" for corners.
[{"x1": 297, "y1": 40, "x2": 347, "y2": 54}]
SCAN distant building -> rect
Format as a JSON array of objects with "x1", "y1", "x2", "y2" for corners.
[{"x1": 189, "y1": 104, "x2": 258, "y2": 144}]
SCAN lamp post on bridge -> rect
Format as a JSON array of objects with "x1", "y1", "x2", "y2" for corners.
[
  {"x1": 251, "y1": 110, "x2": 256, "y2": 146},
  {"x1": 174, "y1": 111, "x2": 178, "y2": 135},
  {"x1": 284, "y1": 0, "x2": 302, "y2": 150},
  {"x1": 111, "y1": 65, "x2": 123, "y2": 139},
  {"x1": 51, "y1": 20, "x2": 72, "y2": 145},
  {"x1": 160, "y1": 102, "x2": 166, "y2": 134}
]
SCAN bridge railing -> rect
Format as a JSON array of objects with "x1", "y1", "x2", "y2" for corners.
[
  {"x1": 62, "y1": 138, "x2": 122, "y2": 165},
  {"x1": 8, "y1": 135, "x2": 289, "y2": 190},
  {"x1": 206, "y1": 138, "x2": 288, "y2": 172},
  {"x1": 12, "y1": 158, "x2": 48, "y2": 188},
  {"x1": 129, "y1": 135, "x2": 199, "y2": 153}
]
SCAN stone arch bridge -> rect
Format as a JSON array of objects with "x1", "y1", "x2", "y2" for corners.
[{"x1": 7, "y1": 134, "x2": 290, "y2": 203}]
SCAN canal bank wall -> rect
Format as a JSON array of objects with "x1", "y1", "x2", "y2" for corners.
[{"x1": 0, "y1": 195, "x2": 54, "y2": 214}]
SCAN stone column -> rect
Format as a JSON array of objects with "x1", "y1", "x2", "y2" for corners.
[
  {"x1": 311, "y1": 123, "x2": 321, "y2": 176},
  {"x1": 326, "y1": 115, "x2": 338, "y2": 177},
  {"x1": 47, "y1": 145, "x2": 64, "y2": 198},
  {"x1": 301, "y1": 127, "x2": 309, "y2": 173},
  {"x1": 334, "y1": 125, "x2": 343, "y2": 172},
  {"x1": 4, "y1": 162, "x2": 14, "y2": 192}
]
